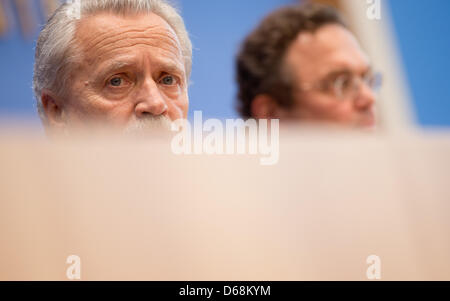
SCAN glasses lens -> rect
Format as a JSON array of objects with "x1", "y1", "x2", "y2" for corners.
[
  {"x1": 364, "y1": 72, "x2": 382, "y2": 91},
  {"x1": 331, "y1": 72, "x2": 383, "y2": 99},
  {"x1": 334, "y1": 75, "x2": 352, "y2": 99}
]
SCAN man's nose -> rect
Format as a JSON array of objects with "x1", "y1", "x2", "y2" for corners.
[
  {"x1": 134, "y1": 79, "x2": 168, "y2": 118},
  {"x1": 353, "y1": 82, "x2": 376, "y2": 111}
]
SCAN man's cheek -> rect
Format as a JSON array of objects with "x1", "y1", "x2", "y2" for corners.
[
  {"x1": 71, "y1": 93, "x2": 113, "y2": 120},
  {"x1": 167, "y1": 102, "x2": 186, "y2": 121},
  {"x1": 330, "y1": 102, "x2": 356, "y2": 122},
  {"x1": 314, "y1": 98, "x2": 345, "y2": 119},
  {"x1": 170, "y1": 96, "x2": 188, "y2": 119}
]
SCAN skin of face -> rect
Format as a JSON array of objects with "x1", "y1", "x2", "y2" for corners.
[
  {"x1": 41, "y1": 12, "x2": 188, "y2": 131},
  {"x1": 252, "y1": 24, "x2": 376, "y2": 128}
]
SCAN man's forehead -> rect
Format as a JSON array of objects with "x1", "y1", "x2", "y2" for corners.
[
  {"x1": 288, "y1": 24, "x2": 369, "y2": 75},
  {"x1": 75, "y1": 12, "x2": 182, "y2": 58}
]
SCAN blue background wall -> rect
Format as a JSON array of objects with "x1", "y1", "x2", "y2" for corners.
[
  {"x1": 0, "y1": 0, "x2": 449, "y2": 127},
  {"x1": 0, "y1": 0, "x2": 43, "y2": 122},
  {"x1": 387, "y1": 0, "x2": 450, "y2": 127},
  {"x1": 179, "y1": 0, "x2": 295, "y2": 120}
]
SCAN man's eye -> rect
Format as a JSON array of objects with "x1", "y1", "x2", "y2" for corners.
[
  {"x1": 109, "y1": 77, "x2": 123, "y2": 87},
  {"x1": 334, "y1": 75, "x2": 352, "y2": 90},
  {"x1": 341, "y1": 77, "x2": 352, "y2": 89},
  {"x1": 160, "y1": 75, "x2": 176, "y2": 86}
]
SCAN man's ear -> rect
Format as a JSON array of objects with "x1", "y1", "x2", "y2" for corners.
[
  {"x1": 41, "y1": 90, "x2": 66, "y2": 128},
  {"x1": 251, "y1": 94, "x2": 287, "y2": 119}
]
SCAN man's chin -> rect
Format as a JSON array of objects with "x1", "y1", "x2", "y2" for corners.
[{"x1": 355, "y1": 112, "x2": 376, "y2": 129}]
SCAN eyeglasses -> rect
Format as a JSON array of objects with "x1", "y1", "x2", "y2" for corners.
[{"x1": 299, "y1": 71, "x2": 383, "y2": 100}]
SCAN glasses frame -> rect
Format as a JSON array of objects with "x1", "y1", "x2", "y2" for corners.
[{"x1": 299, "y1": 71, "x2": 383, "y2": 100}]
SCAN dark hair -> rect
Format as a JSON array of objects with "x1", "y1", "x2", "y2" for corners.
[{"x1": 236, "y1": 3, "x2": 347, "y2": 118}]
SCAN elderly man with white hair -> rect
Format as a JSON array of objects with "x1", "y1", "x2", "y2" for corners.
[{"x1": 33, "y1": 0, "x2": 192, "y2": 134}]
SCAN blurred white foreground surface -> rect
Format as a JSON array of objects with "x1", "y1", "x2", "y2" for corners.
[{"x1": 0, "y1": 128, "x2": 449, "y2": 280}]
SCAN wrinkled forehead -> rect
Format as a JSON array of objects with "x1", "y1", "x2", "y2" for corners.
[{"x1": 74, "y1": 12, "x2": 183, "y2": 63}]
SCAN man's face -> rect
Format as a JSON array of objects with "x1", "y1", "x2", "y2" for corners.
[
  {"x1": 49, "y1": 12, "x2": 188, "y2": 131},
  {"x1": 283, "y1": 24, "x2": 376, "y2": 128}
]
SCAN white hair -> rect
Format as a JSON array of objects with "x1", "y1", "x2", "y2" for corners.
[
  {"x1": 33, "y1": 0, "x2": 192, "y2": 125},
  {"x1": 123, "y1": 114, "x2": 173, "y2": 135}
]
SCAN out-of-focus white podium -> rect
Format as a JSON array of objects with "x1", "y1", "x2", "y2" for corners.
[{"x1": 0, "y1": 128, "x2": 449, "y2": 280}]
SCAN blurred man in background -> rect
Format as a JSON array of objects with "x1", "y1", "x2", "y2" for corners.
[
  {"x1": 236, "y1": 3, "x2": 381, "y2": 128},
  {"x1": 33, "y1": 0, "x2": 192, "y2": 135}
]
